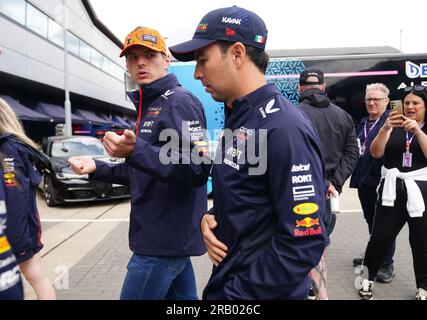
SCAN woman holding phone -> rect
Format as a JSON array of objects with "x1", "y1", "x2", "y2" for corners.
[{"x1": 358, "y1": 85, "x2": 427, "y2": 300}]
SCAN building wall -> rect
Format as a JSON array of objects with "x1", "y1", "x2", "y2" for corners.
[{"x1": 0, "y1": 0, "x2": 133, "y2": 111}]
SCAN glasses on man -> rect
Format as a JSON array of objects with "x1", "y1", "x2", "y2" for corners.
[
  {"x1": 365, "y1": 98, "x2": 387, "y2": 103},
  {"x1": 404, "y1": 85, "x2": 427, "y2": 92}
]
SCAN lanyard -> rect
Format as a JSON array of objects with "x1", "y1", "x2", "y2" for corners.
[
  {"x1": 363, "y1": 118, "x2": 380, "y2": 144},
  {"x1": 405, "y1": 122, "x2": 425, "y2": 152}
]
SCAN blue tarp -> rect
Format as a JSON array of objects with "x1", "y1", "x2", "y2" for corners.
[
  {"x1": 112, "y1": 115, "x2": 132, "y2": 129},
  {"x1": 75, "y1": 108, "x2": 112, "y2": 125},
  {"x1": 35, "y1": 102, "x2": 86, "y2": 124},
  {"x1": 125, "y1": 118, "x2": 135, "y2": 128},
  {"x1": 99, "y1": 114, "x2": 112, "y2": 122},
  {"x1": 0, "y1": 95, "x2": 51, "y2": 121}
]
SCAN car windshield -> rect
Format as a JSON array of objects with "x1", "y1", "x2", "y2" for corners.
[{"x1": 51, "y1": 138, "x2": 108, "y2": 157}]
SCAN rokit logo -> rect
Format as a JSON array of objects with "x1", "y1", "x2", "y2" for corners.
[{"x1": 292, "y1": 175, "x2": 312, "y2": 184}]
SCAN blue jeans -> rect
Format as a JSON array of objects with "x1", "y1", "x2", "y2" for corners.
[{"x1": 120, "y1": 254, "x2": 198, "y2": 300}]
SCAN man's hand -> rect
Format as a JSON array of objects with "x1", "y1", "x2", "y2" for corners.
[
  {"x1": 201, "y1": 214, "x2": 228, "y2": 267},
  {"x1": 103, "y1": 130, "x2": 136, "y2": 158},
  {"x1": 326, "y1": 183, "x2": 337, "y2": 200},
  {"x1": 68, "y1": 156, "x2": 96, "y2": 174}
]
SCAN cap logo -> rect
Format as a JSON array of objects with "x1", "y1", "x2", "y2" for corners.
[
  {"x1": 254, "y1": 35, "x2": 265, "y2": 44},
  {"x1": 196, "y1": 23, "x2": 208, "y2": 33},
  {"x1": 142, "y1": 34, "x2": 157, "y2": 44},
  {"x1": 222, "y1": 17, "x2": 242, "y2": 25},
  {"x1": 226, "y1": 28, "x2": 236, "y2": 36}
]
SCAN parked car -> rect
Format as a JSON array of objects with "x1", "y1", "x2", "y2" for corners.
[{"x1": 40, "y1": 136, "x2": 129, "y2": 207}]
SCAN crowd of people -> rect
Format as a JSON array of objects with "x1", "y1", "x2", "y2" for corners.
[{"x1": 1, "y1": 5, "x2": 426, "y2": 301}]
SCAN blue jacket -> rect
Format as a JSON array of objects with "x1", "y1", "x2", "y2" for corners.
[
  {"x1": 350, "y1": 110, "x2": 389, "y2": 188},
  {"x1": 204, "y1": 84, "x2": 327, "y2": 300},
  {"x1": 0, "y1": 134, "x2": 43, "y2": 264},
  {"x1": 0, "y1": 166, "x2": 24, "y2": 300},
  {"x1": 92, "y1": 74, "x2": 210, "y2": 256}
]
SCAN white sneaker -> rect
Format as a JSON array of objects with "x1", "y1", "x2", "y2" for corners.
[
  {"x1": 358, "y1": 279, "x2": 374, "y2": 300},
  {"x1": 416, "y1": 288, "x2": 427, "y2": 300}
]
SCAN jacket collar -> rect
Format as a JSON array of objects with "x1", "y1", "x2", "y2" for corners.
[
  {"x1": 300, "y1": 88, "x2": 330, "y2": 108},
  {"x1": 127, "y1": 73, "x2": 180, "y2": 108},
  {"x1": 223, "y1": 83, "x2": 279, "y2": 127},
  {"x1": 231, "y1": 83, "x2": 279, "y2": 111},
  {"x1": 0, "y1": 133, "x2": 12, "y2": 143}
]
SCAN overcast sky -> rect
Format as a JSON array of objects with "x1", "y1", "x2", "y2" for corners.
[{"x1": 90, "y1": 0, "x2": 427, "y2": 54}]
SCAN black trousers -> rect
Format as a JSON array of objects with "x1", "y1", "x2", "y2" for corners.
[
  {"x1": 358, "y1": 183, "x2": 396, "y2": 265},
  {"x1": 364, "y1": 179, "x2": 427, "y2": 289}
]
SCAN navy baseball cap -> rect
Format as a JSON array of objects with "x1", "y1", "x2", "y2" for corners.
[{"x1": 169, "y1": 6, "x2": 268, "y2": 62}]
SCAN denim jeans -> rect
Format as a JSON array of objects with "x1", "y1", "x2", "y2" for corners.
[{"x1": 120, "y1": 254, "x2": 198, "y2": 300}]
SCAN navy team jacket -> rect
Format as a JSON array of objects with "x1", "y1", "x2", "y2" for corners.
[
  {"x1": 0, "y1": 166, "x2": 24, "y2": 300},
  {"x1": 203, "y1": 84, "x2": 327, "y2": 300},
  {"x1": 0, "y1": 134, "x2": 43, "y2": 264},
  {"x1": 92, "y1": 74, "x2": 210, "y2": 256}
]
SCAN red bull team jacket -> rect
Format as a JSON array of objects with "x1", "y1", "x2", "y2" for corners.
[
  {"x1": 0, "y1": 134, "x2": 43, "y2": 264},
  {"x1": 92, "y1": 74, "x2": 210, "y2": 256},
  {"x1": 203, "y1": 84, "x2": 327, "y2": 300},
  {"x1": 0, "y1": 166, "x2": 23, "y2": 300}
]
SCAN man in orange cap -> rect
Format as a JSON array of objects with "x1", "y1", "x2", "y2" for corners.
[{"x1": 69, "y1": 27, "x2": 210, "y2": 300}]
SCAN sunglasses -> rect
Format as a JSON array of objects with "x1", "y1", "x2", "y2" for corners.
[{"x1": 404, "y1": 85, "x2": 427, "y2": 92}]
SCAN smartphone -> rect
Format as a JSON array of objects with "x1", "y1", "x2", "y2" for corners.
[{"x1": 390, "y1": 100, "x2": 403, "y2": 114}]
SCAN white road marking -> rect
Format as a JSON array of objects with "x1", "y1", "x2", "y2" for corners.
[
  {"x1": 41, "y1": 218, "x2": 129, "y2": 223},
  {"x1": 337, "y1": 209, "x2": 363, "y2": 214}
]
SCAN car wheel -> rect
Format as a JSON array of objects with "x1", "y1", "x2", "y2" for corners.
[{"x1": 44, "y1": 176, "x2": 58, "y2": 207}]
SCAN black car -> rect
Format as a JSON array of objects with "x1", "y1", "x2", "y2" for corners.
[{"x1": 40, "y1": 136, "x2": 129, "y2": 207}]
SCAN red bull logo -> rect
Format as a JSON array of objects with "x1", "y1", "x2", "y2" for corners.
[
  {"x1": 293, "y1": 203, "x2": 319, "y2": 215},
  {"x1": 5, "y1": 179, "x2": 16, "y2": 186},
  {"x1": 294, "y1": 226, "x2": 323, "y2": 237},
  {"x1": 196, "y1": 147, "x2": 210, "y2": 157},
  {"x1": 296, "y1": 218, "x2": 320, "y2": 228}
]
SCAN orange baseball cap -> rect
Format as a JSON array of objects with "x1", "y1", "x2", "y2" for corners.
[{"x1": 119, "y1": 26, "x2": 167, "y2": 57}]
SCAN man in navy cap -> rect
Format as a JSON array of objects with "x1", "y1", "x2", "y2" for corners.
[{"x1": 170, "y1": 6, "x2": 327, "y2": 300}]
